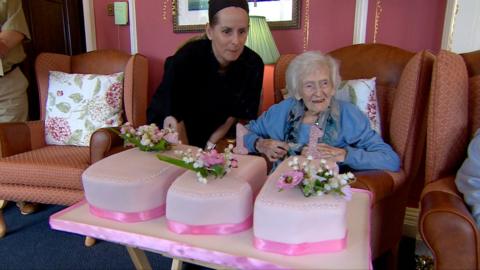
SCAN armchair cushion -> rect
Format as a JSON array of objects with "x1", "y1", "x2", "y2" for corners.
[
  {"x1": 45, "y1": 71, "x2": 124, "y2": 146},
  {"x1": 336, "y1": 77, "x2": 381, "y2": 135},
  {"x1": 0, "y1": 146, "x2": 89, "y2": 190}
]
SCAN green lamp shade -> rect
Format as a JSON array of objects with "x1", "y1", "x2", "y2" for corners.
[{"x1": 246, "y1": 16, "x2": 280, "y2": 64}]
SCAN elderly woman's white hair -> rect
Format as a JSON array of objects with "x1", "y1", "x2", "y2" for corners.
[{"x1": 285, "y1": 51, "x2": 341, "y2": 100}]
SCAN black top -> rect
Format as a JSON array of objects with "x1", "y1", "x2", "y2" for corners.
[{"x1": 147, "y1": 39, "x2": 264, "y2": 147}]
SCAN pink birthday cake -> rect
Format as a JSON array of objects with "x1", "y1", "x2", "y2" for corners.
[
  {"x1": 166, "y1": 154, "x2": 267, "y2": 235},
  {"x1": 82, "y1": 145, "x2": 194, "y2": 222},
  {"x1": 253, "y1": 156, "x2": 351, "y2": 255}
]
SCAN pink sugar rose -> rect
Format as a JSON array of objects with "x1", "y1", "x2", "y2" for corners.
[
  {"x1": 277, "y1": 170, "x2": 304, "y2": 190},
  {"x1": 201, "y1": 150, "x2": 225, "y2": 167},
  {"x1": 230, "y1": 158, "x2": 238, "y2": 168},
  {"x1": 163, "y1": 132, "x2": 178, "y2": 144},
  {"x1": 120, "y1": 122, "x2": 134, "y2": 134}
]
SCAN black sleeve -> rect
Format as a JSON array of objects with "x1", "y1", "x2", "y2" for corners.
[
  {"x1": 232, "y1": 56, "x2": 264, "y2": 120},
  {"x1": 147, "y1": 56, "x2": 185, "y2": 127}
]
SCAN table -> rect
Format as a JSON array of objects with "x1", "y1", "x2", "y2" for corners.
[{"x1": 50, "y1": 190, "x2": 372, "y2": 270}]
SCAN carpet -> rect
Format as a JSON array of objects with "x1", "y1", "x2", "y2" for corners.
[{"x1": 1, "y1": 202, "x2": 172, "y2": 270}]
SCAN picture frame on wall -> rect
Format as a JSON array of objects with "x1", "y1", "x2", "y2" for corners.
[{"x1": 173, "y1": 0, "x2": 300, "y2": 33}]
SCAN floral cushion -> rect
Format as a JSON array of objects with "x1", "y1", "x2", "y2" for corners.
[
  {"x1": 45, "y1": 71, "x2": 124, "y2": 146},
  {"x1": 335, "y1": 77, "x2": 382, "y2": 135}
]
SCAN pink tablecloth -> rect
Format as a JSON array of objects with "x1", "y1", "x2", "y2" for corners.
[{"x1": 50, "y1": 189, "x2": 372, "y2": 270}]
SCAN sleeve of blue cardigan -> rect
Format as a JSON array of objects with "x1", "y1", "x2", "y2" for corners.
[
  {"x1": 244, "y1": 98, "x2": 292, "y2": 153},
  {"x1": 455, "y1": 129, "x2": 480, "y2": 228},
  {"x1": 341, "y1": 103, "x2": 401, "y2": 172}
]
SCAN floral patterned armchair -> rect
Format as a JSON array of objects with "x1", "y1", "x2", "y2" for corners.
[{"x1": 0, "y1": 50, "x2": 148, "y2": 242}]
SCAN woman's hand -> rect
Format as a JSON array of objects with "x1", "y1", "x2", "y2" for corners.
[
  {"x1": 256, "y1": 139, "x2": 289, "y2": 162},
  {"x1": 301, "y1": 143, "x2": 346, "y2": 162},
  {"x1": 205, "y1": 117, "x2": 237, "y2": 150}
]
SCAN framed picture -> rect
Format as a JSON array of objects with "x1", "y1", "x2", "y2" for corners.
[{"x1": 173, "y1": 0, "x2": 300, "y2": 32}]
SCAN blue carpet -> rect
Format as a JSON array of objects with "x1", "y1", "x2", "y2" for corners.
[{"x1": 1, "y1": 203, "x2": 172, "y2": 270}]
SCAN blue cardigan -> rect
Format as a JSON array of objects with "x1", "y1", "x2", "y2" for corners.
[
  {"x1": 244, "y1": 98, "x2": 400, "y2": 172},
  {"x1": 455, "y1": 129, "x2": 480, "y2": 228}
]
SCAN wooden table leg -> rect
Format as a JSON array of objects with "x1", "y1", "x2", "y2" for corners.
[
  {"x1": 84, "y1": 236, "x2": 96, "y2": 247},
  {"x1": 0, "y1": 200, "x2": 7, "y2": 209},
  {"x1": 171, "y1": 258, "x2": 183, "y2": 270},
  {"x1": 126, "y1": 246, "x2": 152, "y2": 270},
  {"x1": 0, "y1": 210, "x2": 6, "y2": 238}
]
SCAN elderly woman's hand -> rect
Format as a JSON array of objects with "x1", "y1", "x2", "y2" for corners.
[
  {"x1": 301, "y1": 143, "x2": 346, "y2": 163},
  {"x1": 255, "y1": 138, "x2": 289, "y2": 162}
]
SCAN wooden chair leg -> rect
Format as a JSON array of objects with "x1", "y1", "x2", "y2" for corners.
[
  {"x1": 0, "y1": 210, "x2": 6, "y2": 238},
  {"x1": 16, "y1": 202, "x2": 40, "y2": 215},
  {"x1": 84, "y1": 236, "x2": 96, "y2": 247},
  {"x1": 0, "y1": 200, "x2": 7, "y2": 209}
]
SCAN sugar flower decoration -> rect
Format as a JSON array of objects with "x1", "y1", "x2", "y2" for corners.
[
  {"x1": 277, "y1": 156, "x2": 355, "y2": 200},
  {"x1": 158, "y1": 144, "x2": 238, "y2": 183},
  {"x1": 113, "y1": 122, "x2": 179, "y2": 152}
]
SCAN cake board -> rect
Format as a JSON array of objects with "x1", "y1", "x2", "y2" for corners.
[{"x1": 50, "y1": 190, "x2": 372, "y2": 270}]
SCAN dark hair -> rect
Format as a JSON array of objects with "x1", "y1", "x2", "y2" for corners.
[{"x1": 208, "y1": 0, "x2": 249, "y2": 25}]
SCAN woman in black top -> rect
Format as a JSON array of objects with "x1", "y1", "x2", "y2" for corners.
[{"x1": 147, "y1": 0, "x2": 264, "y2": 148}]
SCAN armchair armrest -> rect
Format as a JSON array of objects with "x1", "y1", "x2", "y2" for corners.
[
  {"x1": 351, "y1": 170, "x2": 395, "y2": 204},
  {"x1": 0, "y1": 121, "x2": 45, "y2": 158},
  {"x1": 90, "y1": 127, "x2": 129, "y2": 164},
  {"x1": 420, "y1": 176, "x2": 480, "y2": 270}
]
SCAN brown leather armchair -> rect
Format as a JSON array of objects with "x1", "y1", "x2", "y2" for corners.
[
  {"x1": 419, "y1": 50, "x2": 480, "y2": 270},
  {"x1": 0, "y1": 50, "x2": 148, "y2": 239},
  {"x1": 274, "y1": 44, "x2": 435, "y2": 263}
]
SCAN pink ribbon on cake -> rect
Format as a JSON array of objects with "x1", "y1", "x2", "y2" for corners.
[
  {"x1": 254, "y1": 234, "x2": 347, "y2": 256},
  {"x1": 167, "y1": 215, "x2": 253, "y2": 235},
  {"x1": 88, "y1": 204, "x2": 165, "y2": 223}
]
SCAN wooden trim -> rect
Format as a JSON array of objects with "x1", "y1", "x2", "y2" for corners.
[
  {"x1": 129, "y1": 0, "x2": 138, "y2": 54},
  {"x1": 353, "y1": 0, "x2": 369, "y2": 44},
  {"x1": 82, "y1": 0, "x2": 96, "y2": 52},
  {"x1": 441, "y1": 0, "x2": 458, "y2": 50}
]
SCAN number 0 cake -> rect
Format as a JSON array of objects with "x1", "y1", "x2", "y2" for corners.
[
  {"x1": 82, "y1": 146, "x2": 192, "y2": 222},
  {"x1": 165, "y1": 154, "x2": 267, "y2": 235}
]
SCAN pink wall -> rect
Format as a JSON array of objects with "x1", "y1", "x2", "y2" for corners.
[
  {"x1": 272, "y1": 0, "x2": 356, "y2": 54},
  {"x1": 135, "y1": 0, "x2": 198, "y2": 101},
  {"x1": 93, "y1": 0, "x2": 131, "y2": 53},
  {"x1": 93, "y1": 0, "x2": 446, "y2": 98},
  {"x1": 365, "y1": 0, "x2": 446, "y2": 53}
]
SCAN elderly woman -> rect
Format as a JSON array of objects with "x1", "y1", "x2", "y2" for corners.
[
  {"x1": 243, "y1": 51, "x2": 400, "y2": 172},
  {"x1": 148, "y1": 0, "x2": 263, "y2": 149}
]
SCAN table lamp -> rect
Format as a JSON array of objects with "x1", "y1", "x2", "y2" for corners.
[{"x1": 246, "y1": 16, "x2": 280, "y2": 113}]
